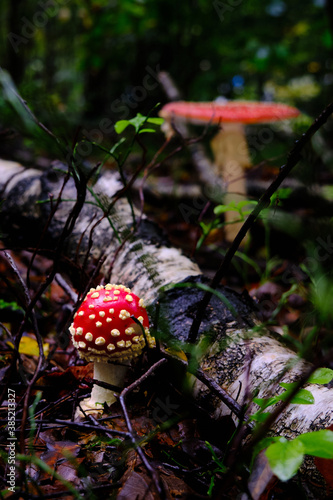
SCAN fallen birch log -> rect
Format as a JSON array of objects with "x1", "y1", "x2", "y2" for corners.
[{"x1": 1, "y1": 158, "x2": 332, "y2": 489}]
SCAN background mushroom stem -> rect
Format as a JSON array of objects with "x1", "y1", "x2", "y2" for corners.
[{"x1": 210, "y1": 124, "x2": 251, "y2": 242}]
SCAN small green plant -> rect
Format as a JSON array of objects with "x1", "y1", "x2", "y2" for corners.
[
  {"x1": 251, "y1": 368, "x2": 333, "y2": 481},
  {"x1": 213, "y1": 199, "x2": 258, "y2": 220},
  {"x1": 250, "y1": 368, "x2": 333, "y2": 424},
  {"x1": 196, "y1": 199, "x2": 257, "y2": 251},
  {"x1": 250, "y1": 382, "x2": 314, "y2": 424},
  {"x1": 0, "y1": 299, "x2": 25, "y2": 314},
  {"x1": 114, "y1": 113, "x2": 164, "y2": 135},
  {"x1": 254, "y1": 429, "x2": 333, "y2": 482},
  {"x1": 204, "y1": 441, "x2": 227, "y2": 496}
]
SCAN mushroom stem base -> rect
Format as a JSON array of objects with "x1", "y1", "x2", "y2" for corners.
[{"x1": 76, "y1": 360, "x2": 129, "y2": 418}]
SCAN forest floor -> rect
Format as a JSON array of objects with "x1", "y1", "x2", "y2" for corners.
[{"x1": 1, "y1": 125, "x2": 333, "y2": 499}]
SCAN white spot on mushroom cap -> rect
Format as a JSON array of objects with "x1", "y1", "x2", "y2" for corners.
[
  {"x1": 99, "y1": 311, "x2": 105, "y2": 317},
  {"x1": 85, "y1": 332, "x2": 93, "y2": 341},
  {"x1": 113, "y1": 290, "x2": 120, "y2": 295},
  {"x1": 78, "y1": 341, "x2": 86, "y2": 348},
  {"x1": 78, "y1": 311, "x2": 84, "y2": 316},
  {"x1": 89, "y1": 304, "x2": 94, "y2": 309},
  {"x1": 91, "y1": 292, "x2": 99, "y2": 299},
  {"x1": 125, "y1": 327, "x2": 135, "y2": 335},
  {"x1": 111, "y1": 329, "x2": 120, "y2": 337},
  {"x1": 119, "y1": 309, "x2": 130, "y2": 320},
  {"x1": 95, "y1": 337, "x2": 106, "y2": 345},
  {"x1": 106, "y1": 317, "x2": 112, "y2": 323},
  {"x1": 107, "y1": 343, "x2": 115, "y2": 351},
  {"x1": 109, "y1": 308, "x2": 114, "y2": 314},
  {"x1": 96, "y1": 321, "x2": 102, "y2": 327},
  {"x1": 89, "y1": 314, "x2": 96, "y2": 320},
  {"x1": 117, "y1": 340, "x2": 125, "y2": 348},
  {"x1": 125, "y1": 294, "x2": 133, "y2": 302},
  {"x1": 76, "y1": 327, "x2": 83, "y2": 335},
  {"x1": 139, "y1": 298, "x2": 145, "y2": 308}
]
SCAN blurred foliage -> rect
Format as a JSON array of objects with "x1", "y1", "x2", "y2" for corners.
[{"x1": 0, "y1": 0, "x2": 333, "y2": 138}]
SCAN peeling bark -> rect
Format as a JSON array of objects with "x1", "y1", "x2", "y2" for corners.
[{"x1": 1, "y1": 159, "x2": 332, "y2": 486}]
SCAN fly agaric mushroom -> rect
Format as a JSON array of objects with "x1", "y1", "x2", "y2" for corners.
[
  {"x1": 159, "y1": 100, "x2": 300, "y2": 242},
  {"x1": 70, "y1": 284, "x2": 155, "y2": 414}
]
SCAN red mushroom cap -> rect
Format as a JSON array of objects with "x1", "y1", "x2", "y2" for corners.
[
  {"x1": 159, "y1": 100, "x2": 300, "y2": 125},
  {"x1": 70, "y1": 284, "x2": 155, "y2": 362}
]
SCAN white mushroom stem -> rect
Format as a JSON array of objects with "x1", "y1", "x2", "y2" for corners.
[
  {"x1": 77, "y1": 360, "x2": 129, "y2": 417},
  {"x1": 210, "y1": 124, "x2": 251, "y2": 243},
  {"x1": 91, "y1": 360, "x2": 129, "y2": 406}
]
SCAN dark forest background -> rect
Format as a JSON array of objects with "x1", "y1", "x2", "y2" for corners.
[{"x1": 1, "y1": 0, "x2": 333, "y2": 139}]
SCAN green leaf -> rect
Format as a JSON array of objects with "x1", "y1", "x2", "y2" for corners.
[
  {"x1": 297, "y1": 430, "x2": 333, "y2": 459},
  {"x1": 279, "y1": 383, "x2": 314, "y2": 404},
  {"x1": 249, "y1": 411, "x2": 271, "y2": 423},
  {"x1": 253, "y1": 396, "x2": 279, "y2": 410},
  {"x1": 114, "y1": 114, "x2": 163, "y2": 135},
  {"x1": 214, "y1": 202, "x2": 236, "y2": 215},
  {"x1": 279, "y1": 382, "x2": 298, "y2": 392},
  {"x1": 214, "y1": 200, "x2": 256, "y2": 216},
  {"x1": 127, "y1": 113, "x2": 147, "y2": 132},
  {"x1": 138, "y1": 128, "x2": 156, "y2": 134},
  {"x1": 308, "y1": 368, "x2": 333, "y2": 385},
  {"x1": 251, "y1": 436, "x2": 283, "y2": 466},
  {"x1": 114, "y1": 120, "x2": 130, "y2": 134},
  {"x1": 0, "y1": 69, "x2": 39, "y2": 133},
  {"x1": 290, "y1": 389, "x2": 314, "y2": 405},
  {"x1": 266, "y1": 438, "x2": 304, "y2": 481},
  {"x1": 147, "y1": 117, "x2": 164, "y2": 125},
  {"x1": 270, "y1": 187, "x2": 292, "y2": 204},
  {"x1": 199, "y1": 221, "x2": 210, "y2": 233},
  {"x1": 0, "y1": 299, "x2": 24, "y2": 313},
  {"x1": 235, "y1": 200, "x2": 257, "y2": 211}
]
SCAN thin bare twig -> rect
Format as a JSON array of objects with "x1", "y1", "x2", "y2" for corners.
[
  {"x1": 55, "y1": 274, "x2": 78, "y2": 303},
  {"x1": 119, "y1": 358, "x2": 168, "y2": 499},
  {"x1": 193, "y1": 367, "x2": 247, "y2": 423},
  {"x1": 26, "y1": 174, "x2": 70, "y2": 289}
]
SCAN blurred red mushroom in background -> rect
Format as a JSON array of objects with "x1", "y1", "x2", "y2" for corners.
[{"x1": 159, "y1": 100, "x2": 300, "y2": 242}]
